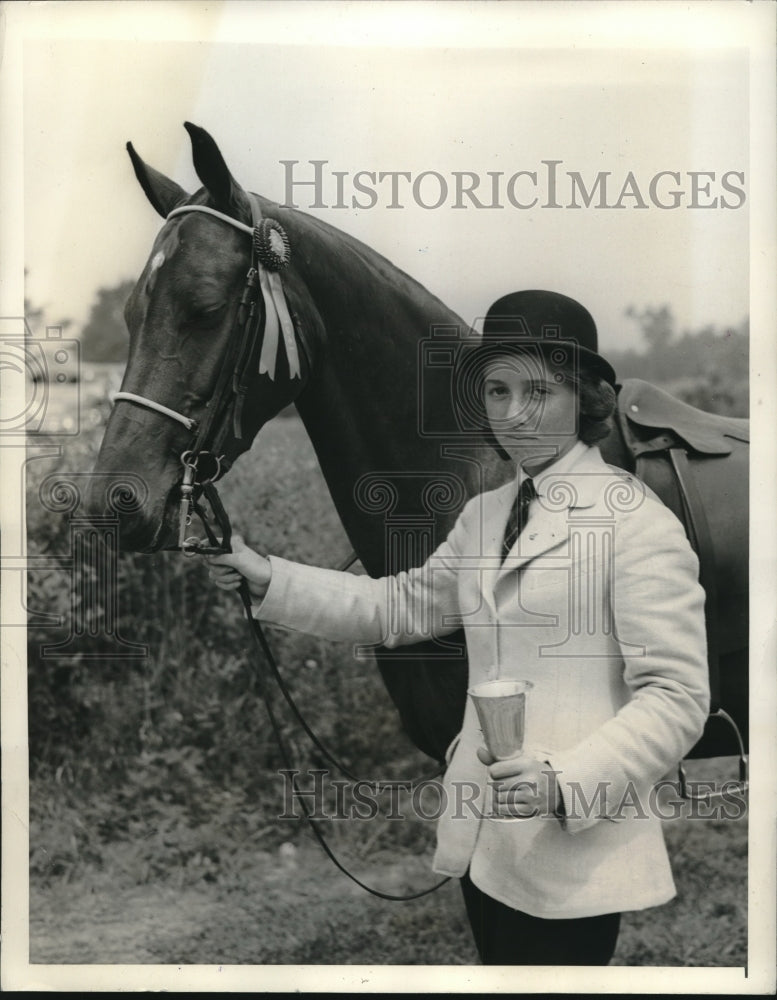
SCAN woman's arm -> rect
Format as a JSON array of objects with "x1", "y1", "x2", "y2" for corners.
[
  {"x1": 545, "y1": 498, "x2": 710, "y2": 833},
  {"x1": 206, "y1": 496, "x2": 481, "y2": 647}
]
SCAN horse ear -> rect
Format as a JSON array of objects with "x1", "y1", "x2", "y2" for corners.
[
  {"x1": 184, "y1": 121, "x2": 250, "y2": 219},
  {"x1": 126, "y1": 142, "x2": 190, "y2": 219}
]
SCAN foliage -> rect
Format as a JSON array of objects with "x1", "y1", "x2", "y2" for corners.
[
  {"x1": 611, "y1": 307, "x2": 748, "y2": 417},
  {"x1": 79, "y1": 279, "x2": 135, "y2": 362},
  {"x1": 27, "y1": 405, "x2": 429, "y2": 890}
]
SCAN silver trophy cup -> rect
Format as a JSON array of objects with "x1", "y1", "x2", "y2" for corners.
[{"x1": 468, "y1": 679, "x2": 533, "y2": 761}]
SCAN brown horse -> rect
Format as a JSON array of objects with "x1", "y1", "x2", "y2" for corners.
[{"x1": 89, "y1": 123, "x2": 748, "y2": 765}]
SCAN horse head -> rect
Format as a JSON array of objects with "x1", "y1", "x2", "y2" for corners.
[{"x1": 88, "y1": 123, "x2": 319, "y2": 552}]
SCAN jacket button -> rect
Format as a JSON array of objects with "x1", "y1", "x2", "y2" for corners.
[{"x1": 630, "y1": 404, "x2": 639, "y2": 412}]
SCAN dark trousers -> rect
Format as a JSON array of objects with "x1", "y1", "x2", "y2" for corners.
[{"x1": 460, "y1": 871, "x2": 621, "y2": 966}]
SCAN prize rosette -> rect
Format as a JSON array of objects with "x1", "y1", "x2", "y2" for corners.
[{"x1": 253, "y1": 218, "x2": 291, "y2": 271}]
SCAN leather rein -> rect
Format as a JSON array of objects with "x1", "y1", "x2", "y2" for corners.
[{"x1": 111, "y1": 199, "x2": 449, "y2": 901}]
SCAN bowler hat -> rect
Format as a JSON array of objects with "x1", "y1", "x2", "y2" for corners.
[{"x1": 476, "y1": 289, "x2": 616, "y2": 387}]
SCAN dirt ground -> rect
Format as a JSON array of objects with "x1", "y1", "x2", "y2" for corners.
[
  {"x1": 29, "y1": 810, "x2": 747, "y2": 971},
  {"x1": 30, "y1": 843, "x2": 477, "y2": 966}
]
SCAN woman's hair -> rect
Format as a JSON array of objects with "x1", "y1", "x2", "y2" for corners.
[{"x1": 567, "y1": 367, "x2": 618, "y2": 444}]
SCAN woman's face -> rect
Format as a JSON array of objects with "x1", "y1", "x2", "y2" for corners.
[{"x1": 483, "y1": 352, "x2": 580, "y2": 474}]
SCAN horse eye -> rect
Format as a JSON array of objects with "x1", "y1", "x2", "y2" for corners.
[{"x1": 190, "y1": 302, "x2": 227, "y2": 323}]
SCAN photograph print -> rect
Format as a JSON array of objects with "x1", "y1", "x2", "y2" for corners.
[{"x1": 2, "y1": 1, "x2": 775, "y2": 993}]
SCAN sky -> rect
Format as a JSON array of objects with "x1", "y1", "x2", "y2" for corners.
[{"x1": 14, "y1": 1, "x2": 756, "y2": 353}]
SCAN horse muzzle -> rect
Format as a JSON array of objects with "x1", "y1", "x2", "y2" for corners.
[{"x1": 83, "y1": 472, "x2": 182, "y2": 553}]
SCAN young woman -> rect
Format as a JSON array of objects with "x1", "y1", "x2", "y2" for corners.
[{"x1": 207, "y1": 289, "x2": 709, "y2": 966}]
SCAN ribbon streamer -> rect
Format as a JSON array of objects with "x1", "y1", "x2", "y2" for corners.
[
  {"x1": 257, "y1": 270, "x2": 280, "y2": 379},
  {"x1": 269, "y1": 270, "x2": 300, "y2": 379},
  {"x1": 256, "y1": 269, "x2": 300, "y2": 380}
]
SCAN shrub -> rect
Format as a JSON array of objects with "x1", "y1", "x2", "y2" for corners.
[{"x1": 27, "y1": 391, "x2": 427, "y2": 884}]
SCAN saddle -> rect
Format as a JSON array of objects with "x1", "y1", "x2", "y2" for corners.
[
  {"x1": 613, "y1": 378, "x2": 749, "y2": 776},
  {"x1": 616, "y1": 379, "x2": 749, "y2": 455}
]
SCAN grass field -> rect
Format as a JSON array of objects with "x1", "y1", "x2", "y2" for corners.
[{"x1": 26, "y1": 386, "x2": 748, "y2": 969}]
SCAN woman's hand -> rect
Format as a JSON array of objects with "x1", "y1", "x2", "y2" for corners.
[
  {"x1": 206, "y1": 534, "x2": 272, "y2": 602},
  {"x1": 476, "y1": 747, "x2": 561, "y2": 819}
]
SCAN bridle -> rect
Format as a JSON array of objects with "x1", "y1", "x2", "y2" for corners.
[
  {"x1": 110, "y1": 196, "x2": 448, "y2": 901},
  {"x1": 112, "y1": 194, "x2": 304, "y2": 555}
]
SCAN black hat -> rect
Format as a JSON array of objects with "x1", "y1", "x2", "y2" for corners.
[{"x1": 477, "y1": 289, "x2": 616, "y2": 387}]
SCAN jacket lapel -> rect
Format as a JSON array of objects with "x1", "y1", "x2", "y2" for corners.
[
  {"x1": 498, "y1": 502, "x2": 568, "y2": 573},
  {"x1": 487, "y1": 445, "x2": 613, "y2": 596}
]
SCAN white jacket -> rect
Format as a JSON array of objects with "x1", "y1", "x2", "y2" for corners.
[{"x1": 255, "y1": 442, "x2": 709, "y2": 917}]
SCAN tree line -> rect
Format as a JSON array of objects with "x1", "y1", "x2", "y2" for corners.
[{"x1": 30, "y1": 278, "x2": 749, "y2": 417}]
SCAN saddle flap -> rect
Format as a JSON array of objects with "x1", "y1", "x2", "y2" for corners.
[{"x1": 617, "y1": 379, "x2": 749, "y2": 455}]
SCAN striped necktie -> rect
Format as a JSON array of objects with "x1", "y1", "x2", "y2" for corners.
[{"x1": 501, "y1": 477, "x2": 536, "y2": 563}]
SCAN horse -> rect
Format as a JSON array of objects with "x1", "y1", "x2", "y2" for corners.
[{"x1": 88, "y1": 123, "x2": 748, "y2": 768}]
